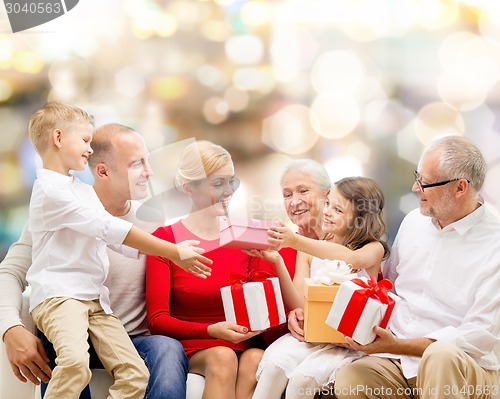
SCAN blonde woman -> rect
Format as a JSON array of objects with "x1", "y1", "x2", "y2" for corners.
[{"x1": 146, "y1": 140, "x2": 274, "y2": 399}]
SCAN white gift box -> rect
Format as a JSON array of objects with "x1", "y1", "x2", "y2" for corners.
[
  {"x1": 325, "y1": 277, "x2": 399, "y2": 345},
  {"x1": 221, "y1": 277, "x2": 286, "y2": 331}
]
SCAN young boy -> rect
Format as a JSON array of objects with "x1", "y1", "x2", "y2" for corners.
[{"x1": 26, "y1": 102, "x2": 212, "y2": 399}]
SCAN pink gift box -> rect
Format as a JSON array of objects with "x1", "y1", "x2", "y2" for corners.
[
  {"x1": 325, "y1": 276, "x2": 399, "y2": 345},
  {"x1": 221, "y1": 276, "x2": 286, "y2": 331},
  {"x1": 219, "y1": 217, "x2": 278, "y2": 250}
]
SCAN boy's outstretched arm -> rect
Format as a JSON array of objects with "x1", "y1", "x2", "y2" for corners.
[{"x1": 123, "y1": 226, "x2": 212, "y2": 278}]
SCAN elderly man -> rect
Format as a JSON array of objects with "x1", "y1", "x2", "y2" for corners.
[
  {"x1": 330, "y1": 135, "x2": 499, "y2": 399},
  {"x1": 0, "y1": 124, "x2": 189, "y2": 399}
]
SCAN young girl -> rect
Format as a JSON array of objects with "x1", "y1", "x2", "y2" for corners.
[{"x1": 250, "y1": 176, "x2": 390, "y2": 399}]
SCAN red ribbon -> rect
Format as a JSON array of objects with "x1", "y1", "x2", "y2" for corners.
[
  {"x1": 227, "y1": 271, "x2": 281, "y2": 330},
  {"x1": 228, "y1": 270, "x2": 273, "y2": 286},
  {"x1": 336, "y1": 276, "x2": 396, "y2": 340}
]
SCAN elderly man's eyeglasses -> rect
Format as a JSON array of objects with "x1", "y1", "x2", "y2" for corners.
[{"x1": 413, "y1": 171, "x2": 467, "y2": 192}]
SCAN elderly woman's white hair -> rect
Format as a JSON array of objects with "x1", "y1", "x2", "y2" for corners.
[{"x1": 280, "y1": 159, "x2": 331, "y2": 194}]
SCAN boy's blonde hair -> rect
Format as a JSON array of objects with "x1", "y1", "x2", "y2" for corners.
[{"x1": 28, "y1": 101, "x2": 94, "y2": 155}]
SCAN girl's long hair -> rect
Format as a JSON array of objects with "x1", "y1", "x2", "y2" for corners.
[{"x1": 335, "y1": 177, "x2": 390, "y2": 260}]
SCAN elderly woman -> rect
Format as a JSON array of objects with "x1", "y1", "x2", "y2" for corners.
[
  {"x1": 277, "y1": 159, "x2": 332, "y2": 279},
  {"x1": 259, "y1": 159, "x2": 332, "y2": 346}
]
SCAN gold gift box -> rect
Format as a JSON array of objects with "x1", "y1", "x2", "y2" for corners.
[{"x1": 303, "y1": 278, "x2": 346, "y2": 343}]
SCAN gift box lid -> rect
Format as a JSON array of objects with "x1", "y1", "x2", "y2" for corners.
[
  {"x1": 303, "y1": 278, "x2": 340, "y2": 301},
  {"x1": 219, "y1": 217, "x2": 279, "y2": 250},
  {"x1": 219, "y1": 217, "x2": 278, "y2": 230}
]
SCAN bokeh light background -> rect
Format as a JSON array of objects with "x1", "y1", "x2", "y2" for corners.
[{"x1": 1, "y1": 0, "x2": 500, "y2": 259}]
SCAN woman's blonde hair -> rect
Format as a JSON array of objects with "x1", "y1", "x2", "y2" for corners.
[
  {"x1": 335, "y1": 176, "x2": 390, "y2": 260},
  {"x1": 174, "y1": 140, "x2": 232, "y2": 191},
  {"x1": 28, "y1": 101, "x2": 94, "y2": 155}
]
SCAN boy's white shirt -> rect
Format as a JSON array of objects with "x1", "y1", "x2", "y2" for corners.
[
  {"x1": 27, "y1": 168, "x2": 133, "y2": 314},
  {"x1": 0, "y1": 200, "x2": 162, "y2": 338}
]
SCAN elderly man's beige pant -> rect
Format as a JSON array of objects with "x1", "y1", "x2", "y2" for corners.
[{"x1": 323, "y1": 341, "x2": 498, "y2": 399}]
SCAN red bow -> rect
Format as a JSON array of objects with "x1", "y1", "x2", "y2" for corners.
[
  {"x1": 228, "y1": 270, "x2": 273, "y2": 286},
  {"x1": 350, "y1": 276, "x2": 393, "y2": 305},
  {"x1": 226, "y1": 271, "x2": 280, "y2": 330},
  {"x1": 336, "y1": 276, "x2": 396, "y2": 341}
]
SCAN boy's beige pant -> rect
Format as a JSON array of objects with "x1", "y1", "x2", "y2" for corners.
[
  {"x1": 31, "y1": 297, "x2": 149, "y2": 399},
  {"x1": 325, "y1": 341, "x2": 499, "y2": 399}
]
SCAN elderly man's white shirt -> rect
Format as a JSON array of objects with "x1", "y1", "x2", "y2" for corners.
[
  {"x1": 27, "y1": 169, "x2": 133, "y2": 314},
  {"x1": 385, "y1": 204, "x2": 500, "y2": 378}
]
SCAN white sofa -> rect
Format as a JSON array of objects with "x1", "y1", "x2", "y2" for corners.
[{"x1": 0, "y1": 288, "x2": 205, "y2": 399}]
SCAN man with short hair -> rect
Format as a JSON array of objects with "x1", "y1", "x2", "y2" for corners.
[
  {"x1": 331, "y1": 135, "x2": 499, "y2": 399},
  {"x1": 0, "y1": 123, "x2": 189, "y2": 399}
]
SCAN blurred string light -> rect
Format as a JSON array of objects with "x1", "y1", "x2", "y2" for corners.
[
  {"x1": 1, "y1": 1, "x2": 499, "y2": 195},
  {"x1": 12, "y1": 52, "x2": 44, "y2": 74},
  {"x1": 396, "y1": 124, "x2": 424, "y2": 165},
  {"x1": 0, "y1": 38, "x2": 13, "y2": 69},
  {"x1": 48, "y1": 57, "x2": 91, "y2": 100},
  {"x1": 240, "y1": 0, "x2": 273, "y2": 27},
  {"x1": 0, "y1": 109, "x2": 23, "y2": 152},
  {"x1": 262, "y1": 104, "x2": 319, "y2": 154},
  {"x1": 311, "y1": 51, "x2": 365, "y2": 95},
  {"x1": 202, "y1": 96, "x2": 229, "y2": 124},
  {"x1": 0, "y1": 80, "x2": 13, "y2": 102},
  {"x1": 233, "y1": 66, "x2": 275, "y2": 93},
  {"x1": 226, "y1": 179, "x2": 249, "y2": 217},
  {"x1": 115, "y1": 66, "x2": 146, "y2": 98},
  {"x1": 149, "y1": 76, "x2": 188, "y2": 100},
  {"x1": 339, "y1": 0, "x2": 392, "y2": 41},
  {"x1": 414, "y1": 102, "x2": 465, "y2": 145},
  {"x1": 125, "y1": 0, "x2": 178, "y2": 38},
  {"x1": 223, "y1": 86, "x2": 249, "y2": 112},
  {"x1": 364, "y1": 99, "x2": 414, "y2": 140},
  {"x1": 461, "y1": 105, "x2": 499, "y2": 164},
  {"x1": 200, "y1": 19, "x2": 232, "y2": 41},
  {"x1": 270, "y1": 26, "x2": 320, "y2": 83},
  {"x1": 417, "y1": 0, "x2": 459, "y2": 30},
  {"x1": 0, "y1": 162, "x2": 23, "y2": 197},
  {"x1": 437, "y1": 31, "x2": 500, "y2": 110},
  {"x1": 17, "y1": 138, "x2": 41, "y2": 188},
  {"x1": 140, "y1": 102, "x2": 177, "y2": 151},
  {"x1": 196, "y1": 64, "x2": 228, "y2": 90},
  {"x1": 310, "y1": 94, "x2": 360, "y2": 139},
  {"x1": 478, "y1": 0, "x2": 500, "y2": 43},
  {"x1": 346, "y1": 141, "x2": 372, "y2": 164},
  {"x1": 324, "y1": 156, "x2": 364, "y2": 183},
  {"x1": 225, "y1": 35, "x2": 264, "y2": 65},
  {"x1": 169, "y1": 0, "x2": 207, "y2": 32},
  {"x1": 399, "y1": 192, "x2": 419, "y2": 214}
]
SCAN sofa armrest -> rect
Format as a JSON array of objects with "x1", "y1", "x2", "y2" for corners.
[{"x1": 0, "y1": 287, "x2": 37, "y2": 399}]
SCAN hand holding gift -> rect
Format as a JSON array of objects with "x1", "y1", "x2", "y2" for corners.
[
  {"x1": 267, "y1": 222, "x2": 298, "y2": 250},
  {"x1": 220, "y1": 217, "x2": 279, "y2": 250},
  {"x1": 326, "y1": 276, "x2": 399, "y2": 345},
  {"x1": 220, "y1": 271, "x2": 286, "y2": 332}
]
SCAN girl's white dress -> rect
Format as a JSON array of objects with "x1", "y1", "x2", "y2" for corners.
[{"x1": 256, "y1": 257, "x2": 367, "y2": 388}]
